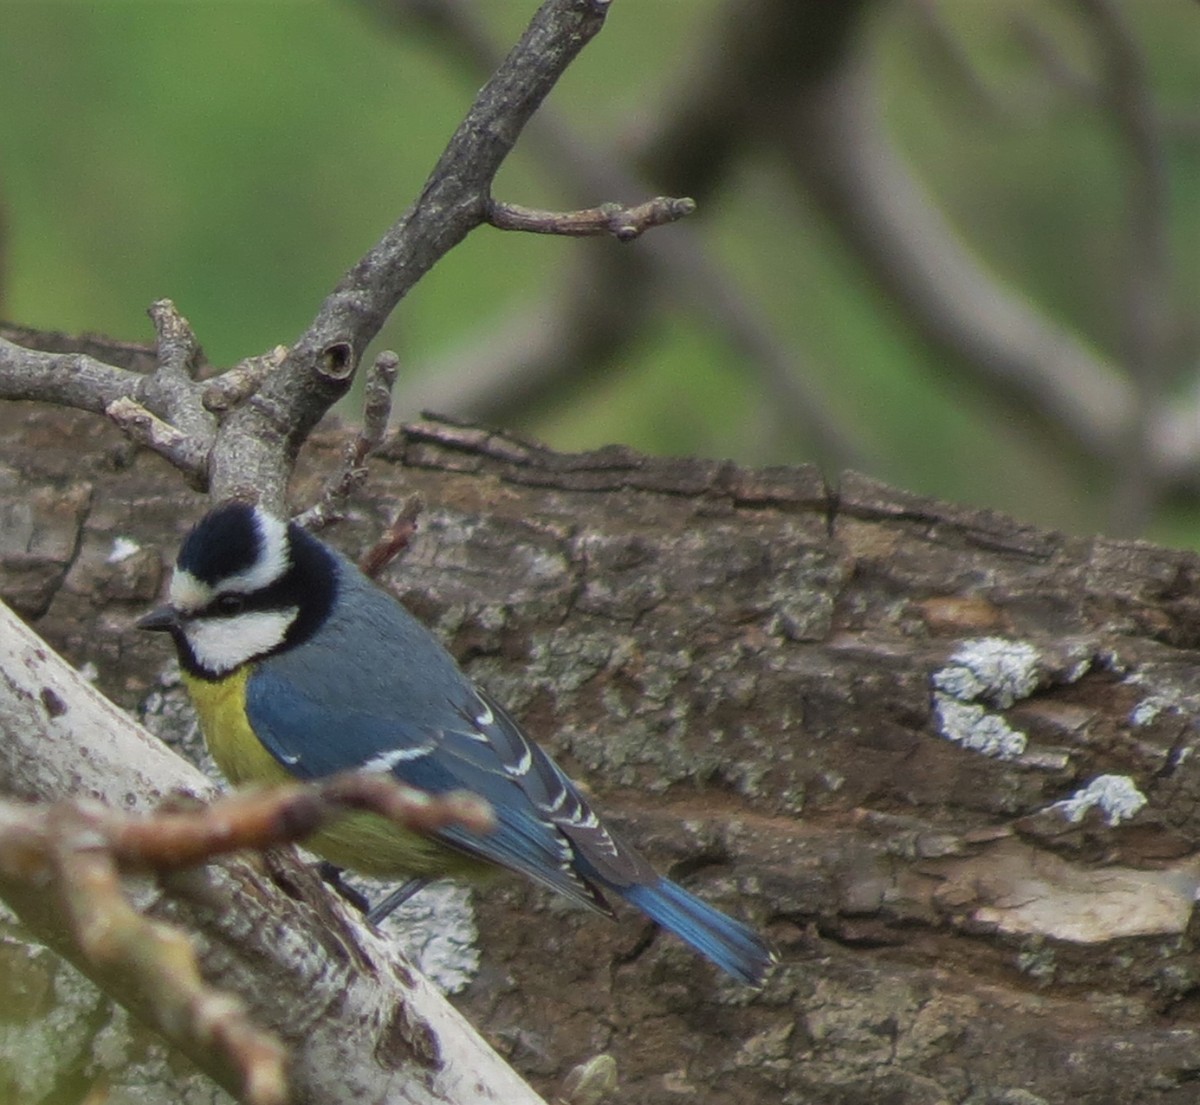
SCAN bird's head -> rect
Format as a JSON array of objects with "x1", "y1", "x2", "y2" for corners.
[{"x1": 138, "y1": 502, "x2": 334, "y2": 679}]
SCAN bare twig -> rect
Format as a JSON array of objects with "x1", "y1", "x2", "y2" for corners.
[
  {"x1": 293, "y1": 437, "x2": 373, "y2": 532},
  {"x1": 108, "y1": 774, "x2": 493, "y2": 870},
  {"x1": 136, "y1": 300, "x2": 219, "y2": 448},
  {"x1": 0, "y1": 799, "x2": 288, "y2": 1105},
  {"x1": 105, "y1": 397, "x2": 209, "y2": 487},
  {"x1": 104, "y1": 397, "x2": 208, "y2": 484},
  {"x1": 1013, "y1": 10, "x2": 1103, "y2": 104},
  {"x1": 359, "y1": 493, "x2": 425, "y2": 578},
  {"x1": 0, "y1": 323, "x2": 158, "y2": 371},
  {"x1": 782, "y1": 50, "x2": 1134, "y2": 463},
  {"x1": 0, "y1": 1, "x2": 660, "y2": 517},
  {"x1": 487, "y1": 195, "x2": 696, "y2": 241},
  {"x1": 148, "y1": 298, "x2": 204, "y2": 380},
  {"x1": 0, "y1": 336, "x2": 145, "y2": 411},
  {"x1": 362, "y1": 349, "x2": 400, "y2": 448},
  {"x1": 295, "y1": 351, "x2": 402, "y2": 531},
  {"x1": 0, "y1": 776, "x2": 493, "y2": 1105},
  {"x1": 0, "y1": 306, "x2": 216, "y2": 487},
  {"x1": 203, "y1": 345, "x2": 288, "y2": 413}
]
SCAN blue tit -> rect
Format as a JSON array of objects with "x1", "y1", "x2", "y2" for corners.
[{"x1": 138, "y1": 502, "x2": 775, "y2": 985}]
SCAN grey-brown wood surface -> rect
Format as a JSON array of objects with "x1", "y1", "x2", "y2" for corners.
[{"x1": 6, "y1": 393, "x2": 1200, "y2": 1105}]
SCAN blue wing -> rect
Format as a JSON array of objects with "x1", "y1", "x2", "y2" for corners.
[
  {"x1": 243, "y1": 552, "x2": 776, "y2": 984},
  {"x1": 244, "y1": 665, "x2": 615, "y2": 913}
]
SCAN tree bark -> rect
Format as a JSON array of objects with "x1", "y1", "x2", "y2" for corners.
[{"x1": 5, "y1": 395, "x2": 1200, "y2": 1104}]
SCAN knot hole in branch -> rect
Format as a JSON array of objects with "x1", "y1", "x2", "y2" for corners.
[{"x1": 320, "y1": 341, "x2": 356, "y2": 383}]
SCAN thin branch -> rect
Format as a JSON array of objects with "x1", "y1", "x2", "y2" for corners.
[
  {"x1": 148, "y1": 297, "x2": 204, "y2": 380},
  {"x1": 208, "y1": 0, "x2": 616, "y2": 509},
  {"x1": 135, "y1": 300, "x2": 219, "y2": 451},
  {"x1": 294, "y1": 350, "x2": 401, "y2": 530},
  {"x1": 0, "y1": 777, "x2": 492, "y2": 1105},
  {"x1": 486, "y1": 195, "x2": 696, "y2": 241},
  {"x1": 0, "y1": 335, "x2": 144, "y2": 412},
  {"x1": 0, "y1": 323, "x2": 158, "y2": 371},
  {"x1": 105, "y1": 397, "x2": 209, "y2": 487},
  {"x1": 357, "y1": 493, "x2": 425, "y2": 578},
  {"x1": 2, "y1": 1, "x2": 650, "y2": 516},
  {"x1": 782, "y1": 49, "x2": 1134, "y2": 463},
  {"x1": 203, "y1": 345, "x2": 288, "y2": 413},
  {"x1": 109, "y1": 775, "x2": 492, "y2": 871},
  {"x1": 0, "y1": 304, "x2": 217, "y2": 486},
  {"x1": 361, "y1": 348, "x2": 400, "y2": 447},
  {"x1": 1, "y1": 798, "x2": 286, "y2": 1105},
  {"x1": 1011, "y1": 8, "x2": 1115, "y2": 109}
]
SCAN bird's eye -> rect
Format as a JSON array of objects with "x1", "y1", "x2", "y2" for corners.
[{"x1": 214, "y1": 593, "x2": 245, "y2": 617}]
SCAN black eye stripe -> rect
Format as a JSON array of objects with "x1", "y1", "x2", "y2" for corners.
[
  {"x1": 215, "y1": 593, "x2": 245, "y2": 616},
  {"x1": 197, "y1": 552, "x2": 325, "y2": 620},
  {"x1": 197, "y1": 589, "x2": 271, "y2": 619}
]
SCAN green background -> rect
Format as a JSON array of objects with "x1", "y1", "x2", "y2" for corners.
[{"x1": 1, "y1": 1, "x2": 1196, "y2": 538}]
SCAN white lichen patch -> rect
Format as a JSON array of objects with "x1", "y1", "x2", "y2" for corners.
[
  {"x1": 1129, "y1": 692, "x2": 1183, "y2": 728},
  {"x1": 1050, "y1": 774, "x2": 1147, "y2": 826},
  {"x1": 372, "y1": 881, "x2": 480, "y2": 993},
  {"x1": 106, "y1": 536, "x2": 140, "y2": 563},
  {"x1": 933, "y1": 637, "x2": 1041, "y2": 708},
  {"x1": 933, "y1": 697, "x2": 1027, "y2": 760},
  {"x1": 1130, "y1": 697, "x2": 1165, "y2": 726},
  {"x1": 931, "y1": 637, "x2": 1042, "y2": 760},
  {"x1": 1064, "y1": 656, "x2": 1093, "y2": 683}
]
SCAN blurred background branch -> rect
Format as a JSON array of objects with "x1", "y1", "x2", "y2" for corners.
[{"x1": 0, "y1": 0, "x2": 1194, "y2": 532}]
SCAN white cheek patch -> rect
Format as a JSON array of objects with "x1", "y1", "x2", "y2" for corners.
[{"x1": 183, "y1": 608, "x2": 299, "y2": 675}]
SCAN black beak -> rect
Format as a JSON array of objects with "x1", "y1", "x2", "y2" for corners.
[{"x1": 137, "y1": 605, "x2": 180, "y2": 633}]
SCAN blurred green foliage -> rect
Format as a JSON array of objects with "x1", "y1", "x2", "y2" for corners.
[{"x1": 0, "y1": 1, "x2": 1196, "y2": 537}]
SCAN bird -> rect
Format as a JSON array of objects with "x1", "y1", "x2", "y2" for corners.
[{"x1": 138, "y1": 501, "x2": 775, "y2": 985}]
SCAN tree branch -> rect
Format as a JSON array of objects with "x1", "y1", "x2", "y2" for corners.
[
  {"x1": 366, "y1": 0, "x2": 869, "y2": 471},
  {"x1": 294, "y1": 350, "x2": 401, "y2": 530},
  {"x1": 1078, "y1": 0, "x2": 1176, "y2": 534},
  {"x1": 0, "y1": 336, "x2": 144, "y2": 412},
  {"x1": 0, "y1": 0, "x2": 697, "y2": 516},
  {"x1": 208, "y1": 0, "x2": 615, "y2": 508},
  {"x1": 486, "y1": 195, "x2": 696, "y2": 240},
  {"x1": 105, "y1": 397, "x2": 209, "y2": 486},
  {"x1": 1, "y1": 798, "x2": 289, "y2": 1105},
  {"x1": 783, "y1": 48, "x2": 1135, "y2": 462},
  {"x1": 0, "y1": 302, "x2": 217, "y2": 485},
  {"x1": 0, "y1": 775, "x2": 491, "y2": 1105}
]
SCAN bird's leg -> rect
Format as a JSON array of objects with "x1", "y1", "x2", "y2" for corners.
[
  {"x1": 366, "y1": 878, "x2": 432, "y2": 924},
  {"x1": 316, "y1": 861, "x2": 371, "y2": 914}
]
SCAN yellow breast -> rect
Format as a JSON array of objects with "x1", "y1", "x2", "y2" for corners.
[
  {"x1": 183, "y1": 668, "x2": 291, "y2": 787},
  {"x1": 180, "y1": 668, "x2": 490, "y2": 881}
]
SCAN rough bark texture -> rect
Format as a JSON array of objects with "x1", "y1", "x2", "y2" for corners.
[{"x1": 6, "y1": 396, "x2": 1200, "y2": 1104}]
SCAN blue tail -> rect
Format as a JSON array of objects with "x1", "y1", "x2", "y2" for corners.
[{"x1": 620, "y1": 877, "x2": 775, "y2": 985}]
